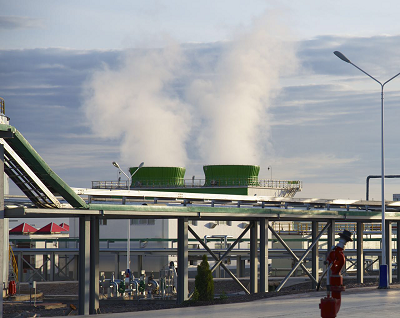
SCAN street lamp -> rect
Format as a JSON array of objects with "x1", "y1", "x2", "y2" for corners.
[
  {"x1": 112, "y1": 161, "x2": 144, "y2": 273},
  {"x1": 267, "y1": 166, "x2": 272, "y2": 180},
  {"x1": 112, "y1": 161, "x2": 144, "y2": 190},
  {"x1": 334, "y1": 51, "x2": 400, "y2": 288}
]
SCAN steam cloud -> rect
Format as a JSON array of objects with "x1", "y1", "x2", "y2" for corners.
[
  {"x1": 188, "y1": 16, "x2": 297, "y2": 165},
  {"x1": 82, "y1": 14, "x2": 298, "y2": 170},
  {"x1": 82, "y1": 42, "x2": 191, "y2": 167}
]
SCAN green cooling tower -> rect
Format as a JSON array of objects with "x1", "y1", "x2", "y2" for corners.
[
  {"x1": 128, "y1": 166, "x2": 186, "y2": 187},
  {"x1": 203, "y1": 165, "x2": 260, "y2": 186}
]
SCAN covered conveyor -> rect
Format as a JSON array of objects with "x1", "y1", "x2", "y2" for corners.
[{"x1": 0, "y1": 124, "x2": 87, "y2": 209}]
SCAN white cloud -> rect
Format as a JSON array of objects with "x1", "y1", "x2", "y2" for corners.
[{"x1": 0, "y1": 16, "x2": 45, "y2": 30}]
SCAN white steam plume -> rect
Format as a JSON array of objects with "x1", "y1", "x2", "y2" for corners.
[
  {"x1": 82, "y1": 13, "x2": 297, "y2": 173},
  {"x1": 82, "y1": 43, "x2": 191, "y2": 167},
  {"x1": 186, "y1": 15, "x2": 298, "y2": 165}
]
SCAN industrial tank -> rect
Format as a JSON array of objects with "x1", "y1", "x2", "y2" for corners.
[
  {"x1": 203, "y1": 165, "x2": 260, "y2": 186},
  {"x1": 128, "y1": 166, "x2": 186, "y2": 188}
]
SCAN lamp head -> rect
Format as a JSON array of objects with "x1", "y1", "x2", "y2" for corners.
[
  {"x1": 334, "y1": 51, "x2": 351, "y2": 63},
  {"x1": 138, "y1": 162, "x2": 144, "y2": 169},
  {"x1": 338, "y1": 229, "x2": 353, "y2": 243},
  {"x1": 112, "y1": 161, "x2": 120, "y2": 169}
]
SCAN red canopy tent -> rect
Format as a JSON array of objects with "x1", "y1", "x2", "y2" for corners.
[
  {"x1": 36, "y1": 222, "x2": 68, "y2": 234},
  {"x1": 9, "y1": 223, "x2": 37, "y2": 235},
  {"x1": 59, "y1": 223, "x2": 69, "y2": 231}
]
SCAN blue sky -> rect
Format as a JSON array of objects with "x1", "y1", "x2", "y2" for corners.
[{"x1": 2, "y1": 1, "x2": 400, "y2": 200}]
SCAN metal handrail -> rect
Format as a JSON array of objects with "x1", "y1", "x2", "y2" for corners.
[{"x1": 92, "y1": 178, "x2": 302, "y2": 190}]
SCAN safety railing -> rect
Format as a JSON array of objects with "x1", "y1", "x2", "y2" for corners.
[
  {"x1": 92, "y1": 178, "x2": 302, "y2": 190},
  {"x1": 272, "y1": 221, "x2": 388, "y2": 235}
]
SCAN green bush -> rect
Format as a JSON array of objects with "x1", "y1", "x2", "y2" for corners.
[
  {"x1": 191, "y1": 287, "x2": 200, "y2": 302},
  {"x1": 195, "y1": 254, "x2": 214, "y2": 301}
]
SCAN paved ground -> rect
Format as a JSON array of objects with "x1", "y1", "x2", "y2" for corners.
[{"x1": 71, "y1": 286, "x2": 400, "y2": 318}]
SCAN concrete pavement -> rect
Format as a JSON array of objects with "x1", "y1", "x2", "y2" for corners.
[{"x1": 72, "y1": 286, "x2": 400, "y2": 318}]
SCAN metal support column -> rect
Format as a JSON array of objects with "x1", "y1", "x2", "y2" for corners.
[
  {"x1": 43, "y1": 255, "x2": 48, "y2": 280},
  {"x1": 177, "y1": 217, "x2": 188, "y2": 303},
  {"x1": 250, "y1": 220, "x2": 258, "y2": 293},
  {"x1": 114, "y1": 253, "x2": 120, "y2": 276},
  {"x1": 236, "y1": 256, "x2": 244, "y2": 277},
  {"x1": 311, "y1": 221, "x2": 319, "y2": 289},
  {"x1": 385, "y1": 221, "x2": 392, "y2": 284},
  {"x1": 0, "y1": 143, "x2": 4, "y2": 318},
  {"x1": 215, "y1": 252, "x2": 221, "y2": 278},
  {"x1": 260, "y1": 219, "x2": 268, "y2": 293},
  {"x1": 357, "y1": 222, "x2": 364, "y2": 283},
  {"x1": 18, "y1": 253, "x2": 22, "y2": 282},
  {"x1": 327, "y1": 220, "x2": 335, "y2": 253},
  {"x1": 50, "y1": 252, "x2": 55, "y2": 281},
  {"x1": 138, "y1": 255, "x2": 143, "y2": 276},
  {"x1": 90, "y1": 216, "x2": 100, "y2": 314},
  {"x1": 397, "y1": 221, "x2": 400, "y2": 282},
  {"x1": 78, "y1": 215, "x2": 90, "y2": 315}
]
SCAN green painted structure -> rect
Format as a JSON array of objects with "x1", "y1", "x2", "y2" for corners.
[
  {"x1": 203, "y1": 165, "x2": 260, "y2": 186},
  {"x1": 0, "y1": 124, "x2": 87, "y2": 208},
  {"x1": 129, "y1": 166, "x2": 186, "y2": 188},
  {"x1": 125, "y1": 165, "x2": 263, "y2": 195}
]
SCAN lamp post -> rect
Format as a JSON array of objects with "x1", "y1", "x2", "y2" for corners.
[
  {"x1": 112, "y1": 161, "x2": 144, "y2": 190},
  {"x1": 334, "y1": 51, "x2": 400, "y2": 288},
  {"x1": 112, "y1": 161, "x2": 144, "y2": 273},
  {"x1": 268, "y1": 166, "x2": 272, "y2": 180}
]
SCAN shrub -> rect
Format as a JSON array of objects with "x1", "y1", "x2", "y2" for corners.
[
  {"x1": 195, "y1": 254, "x2": 214, "y2": 301},
  {"x1": 191, "y1": 287, "x2": 200, "y2": 302}
]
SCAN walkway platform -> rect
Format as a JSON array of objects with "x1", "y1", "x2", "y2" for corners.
[{"x1": 73, "y1": 286, "x2": 400, "y2": 318}]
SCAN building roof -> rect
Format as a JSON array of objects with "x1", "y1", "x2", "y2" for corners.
[
  {"x1": 59, "y1": 223, "x2": 69, "y2": 231},
  {"x1": 36, "y1": 222, "x2": 68, "y2": 234},
  {"x1": 9, "y1": 222, "x2": 37, "y2": 234}
]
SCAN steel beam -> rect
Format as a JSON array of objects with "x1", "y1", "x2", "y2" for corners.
[
  {"x1": 90, "y1": 216, "x2": 100, "y2": 314},
  {"x1": 24, "y1": 257, "x2": 46, "y2": 282},
  {"x1": 311, "y1": 221, "x2": 319, "y2": 289},
  {"x1": 18, "y1": 253, "x2": 22, "y2": 282},
  {"x1": 188, "y1": 225, "x2": 250, "y2": 295},
  {"x1": 357, "y1": 222, "x2": 364, "y2": 283},
  {"x1": 177, "y1": 217, "x2": 188, "y2": 303},
  {"x1": 260, "y1": 218, "x2": 269, "y2": 293},
  {"x1": 50, "y1": 252, "x2": 55, "y2": 281},
  {"x1": 397, "y1": 221, "x2": 400, "y2": 282},
  {"x1": 138, "y1": 255, "x2": 143, "y2": 276},
  {"x1": 268, "y1": 225, "x2": 317, "y2": 284},
  {"x1": 385, "y1": 221, "x2": 392, "y2": 284},
  {"x1": 0, "y1": 143, "x2": 4, "y2": 318},
  {"x1": 276, "y1": 222, "x2": 330, "y2": 292},
  {"x1": 327, "y1": 220, "x2": 335, "y2": 253},
  {"x1": 250, "y1": 220, "x2": 258, "y2": 293},
  {"x1": 236, "y1": 256, "x2": 245, "y2": 277},
  {"x1": 78, "y1": 216, "x2": 90, "y2": 315},
  {"x1": 210, "y1": 224, "x2": 251, "y2": 272}
]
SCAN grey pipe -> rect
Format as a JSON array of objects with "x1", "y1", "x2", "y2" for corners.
[{"x1": 366, "y1": 175, "x2": 400, "y2": 200}]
